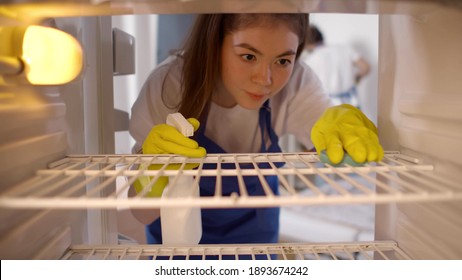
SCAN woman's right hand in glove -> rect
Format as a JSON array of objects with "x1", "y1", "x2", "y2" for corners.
[
  {"x1": 134, "y1": 117, "x2": 206, "y2": 197},
  {"x1": 142, "y1": 117, "x2": 206, "y2": 157}
]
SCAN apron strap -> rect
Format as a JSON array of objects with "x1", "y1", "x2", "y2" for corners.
[{"x1": 259, "y1": 100, "x2": 280, "y2": 153}]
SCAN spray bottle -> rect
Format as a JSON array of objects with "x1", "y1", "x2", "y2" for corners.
[{"x1": 160, "y1": 113, "x2": 202, "y2": 245}]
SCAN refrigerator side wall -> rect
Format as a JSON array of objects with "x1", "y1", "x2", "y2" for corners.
[
  {"x1": 0, "y1": 17, "x2": 118, "y2": 259},
  {"x1": 376, "y1": 8, "x2": 462, "y2": 259}
]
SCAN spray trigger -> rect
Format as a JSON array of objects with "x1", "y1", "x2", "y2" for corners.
[{"x1": 166, "y1": 113, "x2": 194, "y2": 137}]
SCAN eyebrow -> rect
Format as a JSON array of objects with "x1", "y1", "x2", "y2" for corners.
[{"x1": 234, "y1": 43, "x2": 296, "y2": 57}]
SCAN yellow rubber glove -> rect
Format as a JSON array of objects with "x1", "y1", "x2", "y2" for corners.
[
  {"x1": 142, "y1": 118, "x2": 205, "y2": 157},
  {"x1": 311, "y1": 104, "x2": 384, "y2": 165},
  {"x1": 134, "y1": 118, "x2": 206, "y2": 197},
  {"x1": 133, "y1": 164, "x2": 170, "y2": 197}
]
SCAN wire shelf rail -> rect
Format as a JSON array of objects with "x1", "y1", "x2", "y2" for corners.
[
  {"x1": 1, "y1": 152, "x2": 461, "y2": 209},
  {"x1": 61, "y1": 241, "x2": 411, "y2": 260}
]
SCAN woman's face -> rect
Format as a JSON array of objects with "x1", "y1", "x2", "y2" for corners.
[{"x1": 217, "y1": 21, "x2": 299, "y2": 109}]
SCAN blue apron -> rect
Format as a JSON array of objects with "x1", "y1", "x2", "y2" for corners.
[{"x1": 146, "y1": 100, "x2": 283, "y2": 259}]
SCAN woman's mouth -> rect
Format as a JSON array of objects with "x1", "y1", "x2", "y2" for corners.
[{"x1": 247, "y1": 92, "x2": 267, "y2": 101}]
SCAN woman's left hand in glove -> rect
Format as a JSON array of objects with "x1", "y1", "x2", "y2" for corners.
[{"x1": 311, "y1": 104, "x2": 384, "y2": 165}]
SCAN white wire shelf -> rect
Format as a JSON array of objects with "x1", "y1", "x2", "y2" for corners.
[
  {"x1": 61, "y1": 241, "x2": 411, "y2": 260},
  {"x1": 1, "y1": 152, "x2": 461, "y2": 209}
]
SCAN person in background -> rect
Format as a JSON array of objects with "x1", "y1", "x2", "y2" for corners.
[
  {"x1": 301, "y1": 25, "x2": 370, "y2": 109},
  {"x1": 128, "y1": 14, "x2": 383, "y2": 259}
]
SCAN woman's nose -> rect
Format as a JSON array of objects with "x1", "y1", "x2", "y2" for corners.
[{"x1": 252, "y1": 64, "x2": 272, "y2": 86}]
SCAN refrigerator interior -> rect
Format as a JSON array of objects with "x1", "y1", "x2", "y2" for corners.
[{"x1": 1, "y1": 0, "x2": 462, "y2": 260}]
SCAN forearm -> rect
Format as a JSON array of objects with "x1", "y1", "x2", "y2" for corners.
[
  {"x1": 128, "y1": 184, "x2": 160, "y2": 225},
  {"x1": 355, "y1": 58, "x2": 370, "y2": 83}
]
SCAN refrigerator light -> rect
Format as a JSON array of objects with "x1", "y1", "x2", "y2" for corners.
[{"x1": 0, "y1": 25, "x2": 83, "y2": 85}]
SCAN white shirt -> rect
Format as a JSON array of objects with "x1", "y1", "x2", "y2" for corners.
[
  {"x1": 129, "y1": 55, "x2": 332, "y2": 154},
  {"x1": 300, "y1": 45, "x2": 360, "y2": 96}
]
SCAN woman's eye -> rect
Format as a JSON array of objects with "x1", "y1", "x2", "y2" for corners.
[
  {"x1": 241, "y1": 54, "x2": 256, "y2": 61},
  {"x1": 277, "y1": 59, "x2": 292, "y2": 66}
]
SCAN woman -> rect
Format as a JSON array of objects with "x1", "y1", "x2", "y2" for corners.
[{"x1": 129, "y1": 14, "x2": 382, "y2": 258}]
